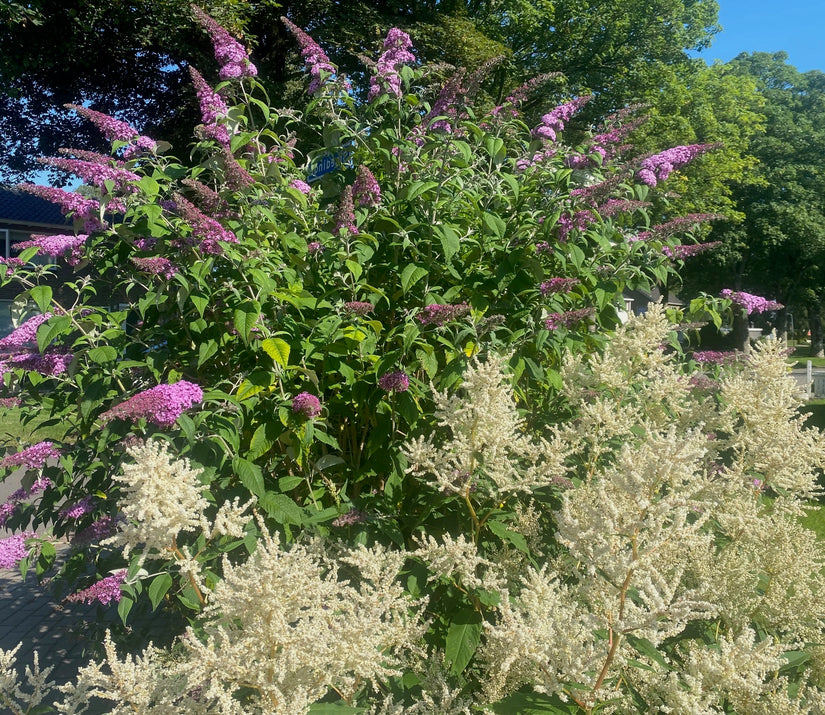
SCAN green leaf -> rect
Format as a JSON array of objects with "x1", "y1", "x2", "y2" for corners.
[
  {"x1": 434, "y1": 225, "x2": 460, "y2": 261},
  {"x1": 198, "y1": 340, "x2": 219, "y2": 368},
  {"x1": 486, "y1": 519, "x2": 530, "y2": 553},
  {"x1": 400, "y1": 264, "x2": 428, "y2": 294},
  {"x1": 345, "y1": 259, "x2": 363, "y2": 280},
  {"x1": 35, "y1": 541, "x2": 56, "y2": 578},
  {"x1": 138, "y1": 175, "x2": 159, "y2": 197},
  {"x1": 482, "y1": 211, "x2": 506, "y2": 239},
  {"x1": 314, "y1": 454, "x2": 345, "y2": 471},
  {"x1": 262, "y1": 338, "x2": 290, "y2": 367},
  {"x1": 30, "y1": 285, "x2": 52, "y2": 314},
  {"x1": 278, "y1": 475, "x2": 303, "y2": 491},
  {"x1": 445, "y1": 610, "x2": 482, "y2": 675},
  {"x1": 88, "y1": 346, "x2": 118, "y2": 364},
  {"x1": 248, "y1": 422, "x2": 278, "y2": 461},
  {"x1": 490, "y1": 690, "x2": 578, "y2": 713},
  {"x1": 233, "y1": 301, "x2": 260, "y2": 343},
  {"x1": 259, "y1": 492, "x2": 303, "y2": 525},
  {"x1": 307, "y1": 704, "x2": 366, "y2": 714},
  {"x1": 148, "y1": 573, "x2": 173, "y2": 611},
  {"x1": 233, "y1": 457, "x2": 265, "y2": 497},
  {"x1": 625, "y1": 634, "x2": 670, "y2": 670},
  {"x1": 118, "y1": 593, "x2": 134, "y2": 625},
  {"x1": 36, "y1": 315, "x2": 71, "y2": 353},
  {"x1": 190, "y1": 294, "x2": 208, "y2": 318}
]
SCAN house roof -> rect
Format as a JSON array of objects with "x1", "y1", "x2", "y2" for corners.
[{"x1": 0, "y1": 187, "x2": 71, "y2": 228}]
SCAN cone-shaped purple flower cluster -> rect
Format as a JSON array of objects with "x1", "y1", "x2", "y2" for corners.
[
  {"x1": 189, "y1": 67, "x2": 231, "y2": 147},
  {"x1": 14, "y1": 234, "x2": 88, "y2": 266},
  {"x1": 545, "y1": 307, "x2": 595, "y2": 330},
  {"x1": 66, "y1": 570, "x2": 127, "y2": 605},
  {"x1": 0, "y1": 313, "x2": 53, "y2": 350},
  {"x1": 16, "y1": 185, "x2": 100, "y2": 232},
  {"x1": 100, "y1": 380, "x2": 203, "y2": 427},
  {"x1": 131, "y1": 257, "x2": 179, "y2": 278},
  {"x1": 532, "y1": 96, "x2": 592, "y2": 142},
  {"x1": 378, "y1": 371, "x2": 410, "y2": 393},
  {"x1": 1, "y1": 441, "x2": 61, "y2": 470},
  {"x1": 0, "y1": 351, "x2": 73, "y2": 377},
  {"x1": 38, "y1": 156, "x2": 139, "y2": 192},
  {"x1": 0, "y1": 533, "x2": 35, "y2": 569},
  {"x1": 173, "y1": 194, "x2": 238, "y2": 254},
  {"x1": 192, "y1": 5, "x2": 257, "y2": 81},
  {"x1": 663, "y1": 242, "x2": 721, "y2": 260},
  {"x1": 369, "y1": 28, "x2": 415, "y2": 100},
  {"x1": 637, "y1": 144, "x2": 716, "y2": 187},
  {"x1": 353, "y1": 166, "x2": 381, "y2": 207},
  {"x1": 720, "y1": 289, "x2": 783, "y2": 315},
  {"x1": 540, "y1": 278, "x2": 580, "y2": 295},
  {"x1": 418, "y1": 302, "x2": 471, "y2": 326},
  {"x1": 65, "y1": 104, "x2": 156, "y2": 157},
  {"x1": 282, "y1": 17, "x2": 337, "y2": 94},
  {"x1": 334, "y1": 186, "x2": 357, "y2": 235}
]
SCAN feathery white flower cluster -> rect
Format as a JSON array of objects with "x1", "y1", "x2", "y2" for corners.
[
  {"x1": 55, "y1": 531, "x2": 427, "y2": 714},
  {"x1": 403, "y1": 355, "x2": 569, "y2": 496},
  {"x1": 105, "y1": 440, "x2": 253, "y2": 563},
  {"x1": 480, "y1": 305, "x2": 825, "y2": 710},
  {"x1": 413, "y1": 533, "x2": 504, "y2": 593},
  {"x1": 0, "y1": 645, "x2": 55, "y2": 714},
  {"x1": 104, "y1": 440, "x2": 210, "y2": 560}
]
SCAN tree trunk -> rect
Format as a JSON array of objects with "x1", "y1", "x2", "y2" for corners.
[
  {"x1": 808, "y1": 302, "x2": 824, "y2": 358},
  {"x1": 774, "y1": 307, "x2": 788, "y2": 342},
  {"x1": 732, "y1": 307, "x2": 750, "y2": 354}
]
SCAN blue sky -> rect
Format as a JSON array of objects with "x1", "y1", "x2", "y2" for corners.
[{"x1": 695, "y1": 0, "x2": 825, "y2": 72}]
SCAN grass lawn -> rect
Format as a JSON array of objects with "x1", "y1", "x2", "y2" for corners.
[
  {"x1": 0, "y1": 406, "x2": 67, "y2": 447},
  {"x1": 801, "y1": 503, "x2": 825, "y2": 540},
  {"x1": 790, "y1": 345, "x2": 825, "y2": 369},
  {"x1": 800, "y1": 399, "x2": 825, "y2": 431}
]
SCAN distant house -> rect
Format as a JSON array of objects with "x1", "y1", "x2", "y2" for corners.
[
  {"x1": 623, "y1": 286, "x2": 685, "y2": 316},
  {"x1": 0, "y1": 187, "x2": 72, "y2": 334}
]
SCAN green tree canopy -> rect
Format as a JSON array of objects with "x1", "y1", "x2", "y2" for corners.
[{"x1": 680, "y1": 52, "x2": 825, "y2": 347}]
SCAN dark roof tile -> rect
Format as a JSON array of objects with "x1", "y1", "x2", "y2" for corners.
[{"x1": 0, "y1": 187, "x2": 72, "y2": 227}]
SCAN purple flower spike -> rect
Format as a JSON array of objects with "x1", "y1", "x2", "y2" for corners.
[
  {"x1": 100, "y1": 381, "x2": 203, "y2": 428},
  {"x1": 282, "y1": 17, "x2": 338, "y2": 94},
  {"x1": 352, "y1": 165, "x2": 381, "y2": 207},
  {"x1": 131, "y1": 257, "x2": 178, "y2": 279},
  {"x1": 418, "y1": 302, "x2": 471, "y2": 326},
  {"x1": 192, "y1": 6, "x2": 257, "y2": 80},
  {"x1": 637, "y1": 144, "x2": 718, "y2": 187},
  {"x1": 720, "y1": 289, "x2": 783, "y2": 315},
  {"x1": 369, "y1": 28, "x2": 415, "y2": 100},
  {"x1": 0, "y1": 533, "x2": 35, "y2": 569},
  {"x1": 66, "y1": 570, "x2": 127, "y2": 605},
  {"x1": 290, "y1": 179, "x2": 312, "y2": 195},
  {"x1": 544, "y1": 307, "x2": 595, "y2": 330},
  {"x1": 1, "y1": 441, "x2": 61, "y2": 470},
  {"x1": 292, "y1": 392, "x2": 322, "y2": 419},
  {"x1": 0, "y1": 313, "x2": 53, "y2": 350}
]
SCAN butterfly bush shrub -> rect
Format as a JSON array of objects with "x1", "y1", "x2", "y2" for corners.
[{"x1": 2, "y1": 8, "x2": 817, "y2": 714}]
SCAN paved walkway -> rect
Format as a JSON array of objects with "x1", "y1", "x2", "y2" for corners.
[{"x1": 0, "y1": 547, "x2": 99, "y2": 692}]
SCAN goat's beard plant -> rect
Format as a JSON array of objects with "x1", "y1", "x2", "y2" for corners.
[{"x1": 0, "y1": 7, "x2": 822, "y2": 713}]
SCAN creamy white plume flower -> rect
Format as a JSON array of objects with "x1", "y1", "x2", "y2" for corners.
[
  {"x1": 105, "y1": 439, "x2": 210, "y2": 561},
  {"x1": 0, "y1": 645, "x2": 56, "y2": 714},
  {"x1": 53, "y1": 534, "x2": 427, "y2": 714},
  {"x1": 480, "y1": 307, "x2": 825, "y2": 710},
  {"x1": 413, "y1": 533, "x2": 504, "y2": 593},
  {"x1": 403, "y1": 355, "x2": 569, "y2": 496},
  {"x1": 181, "y1": 531, "x2": 426, "y2": 712}
]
